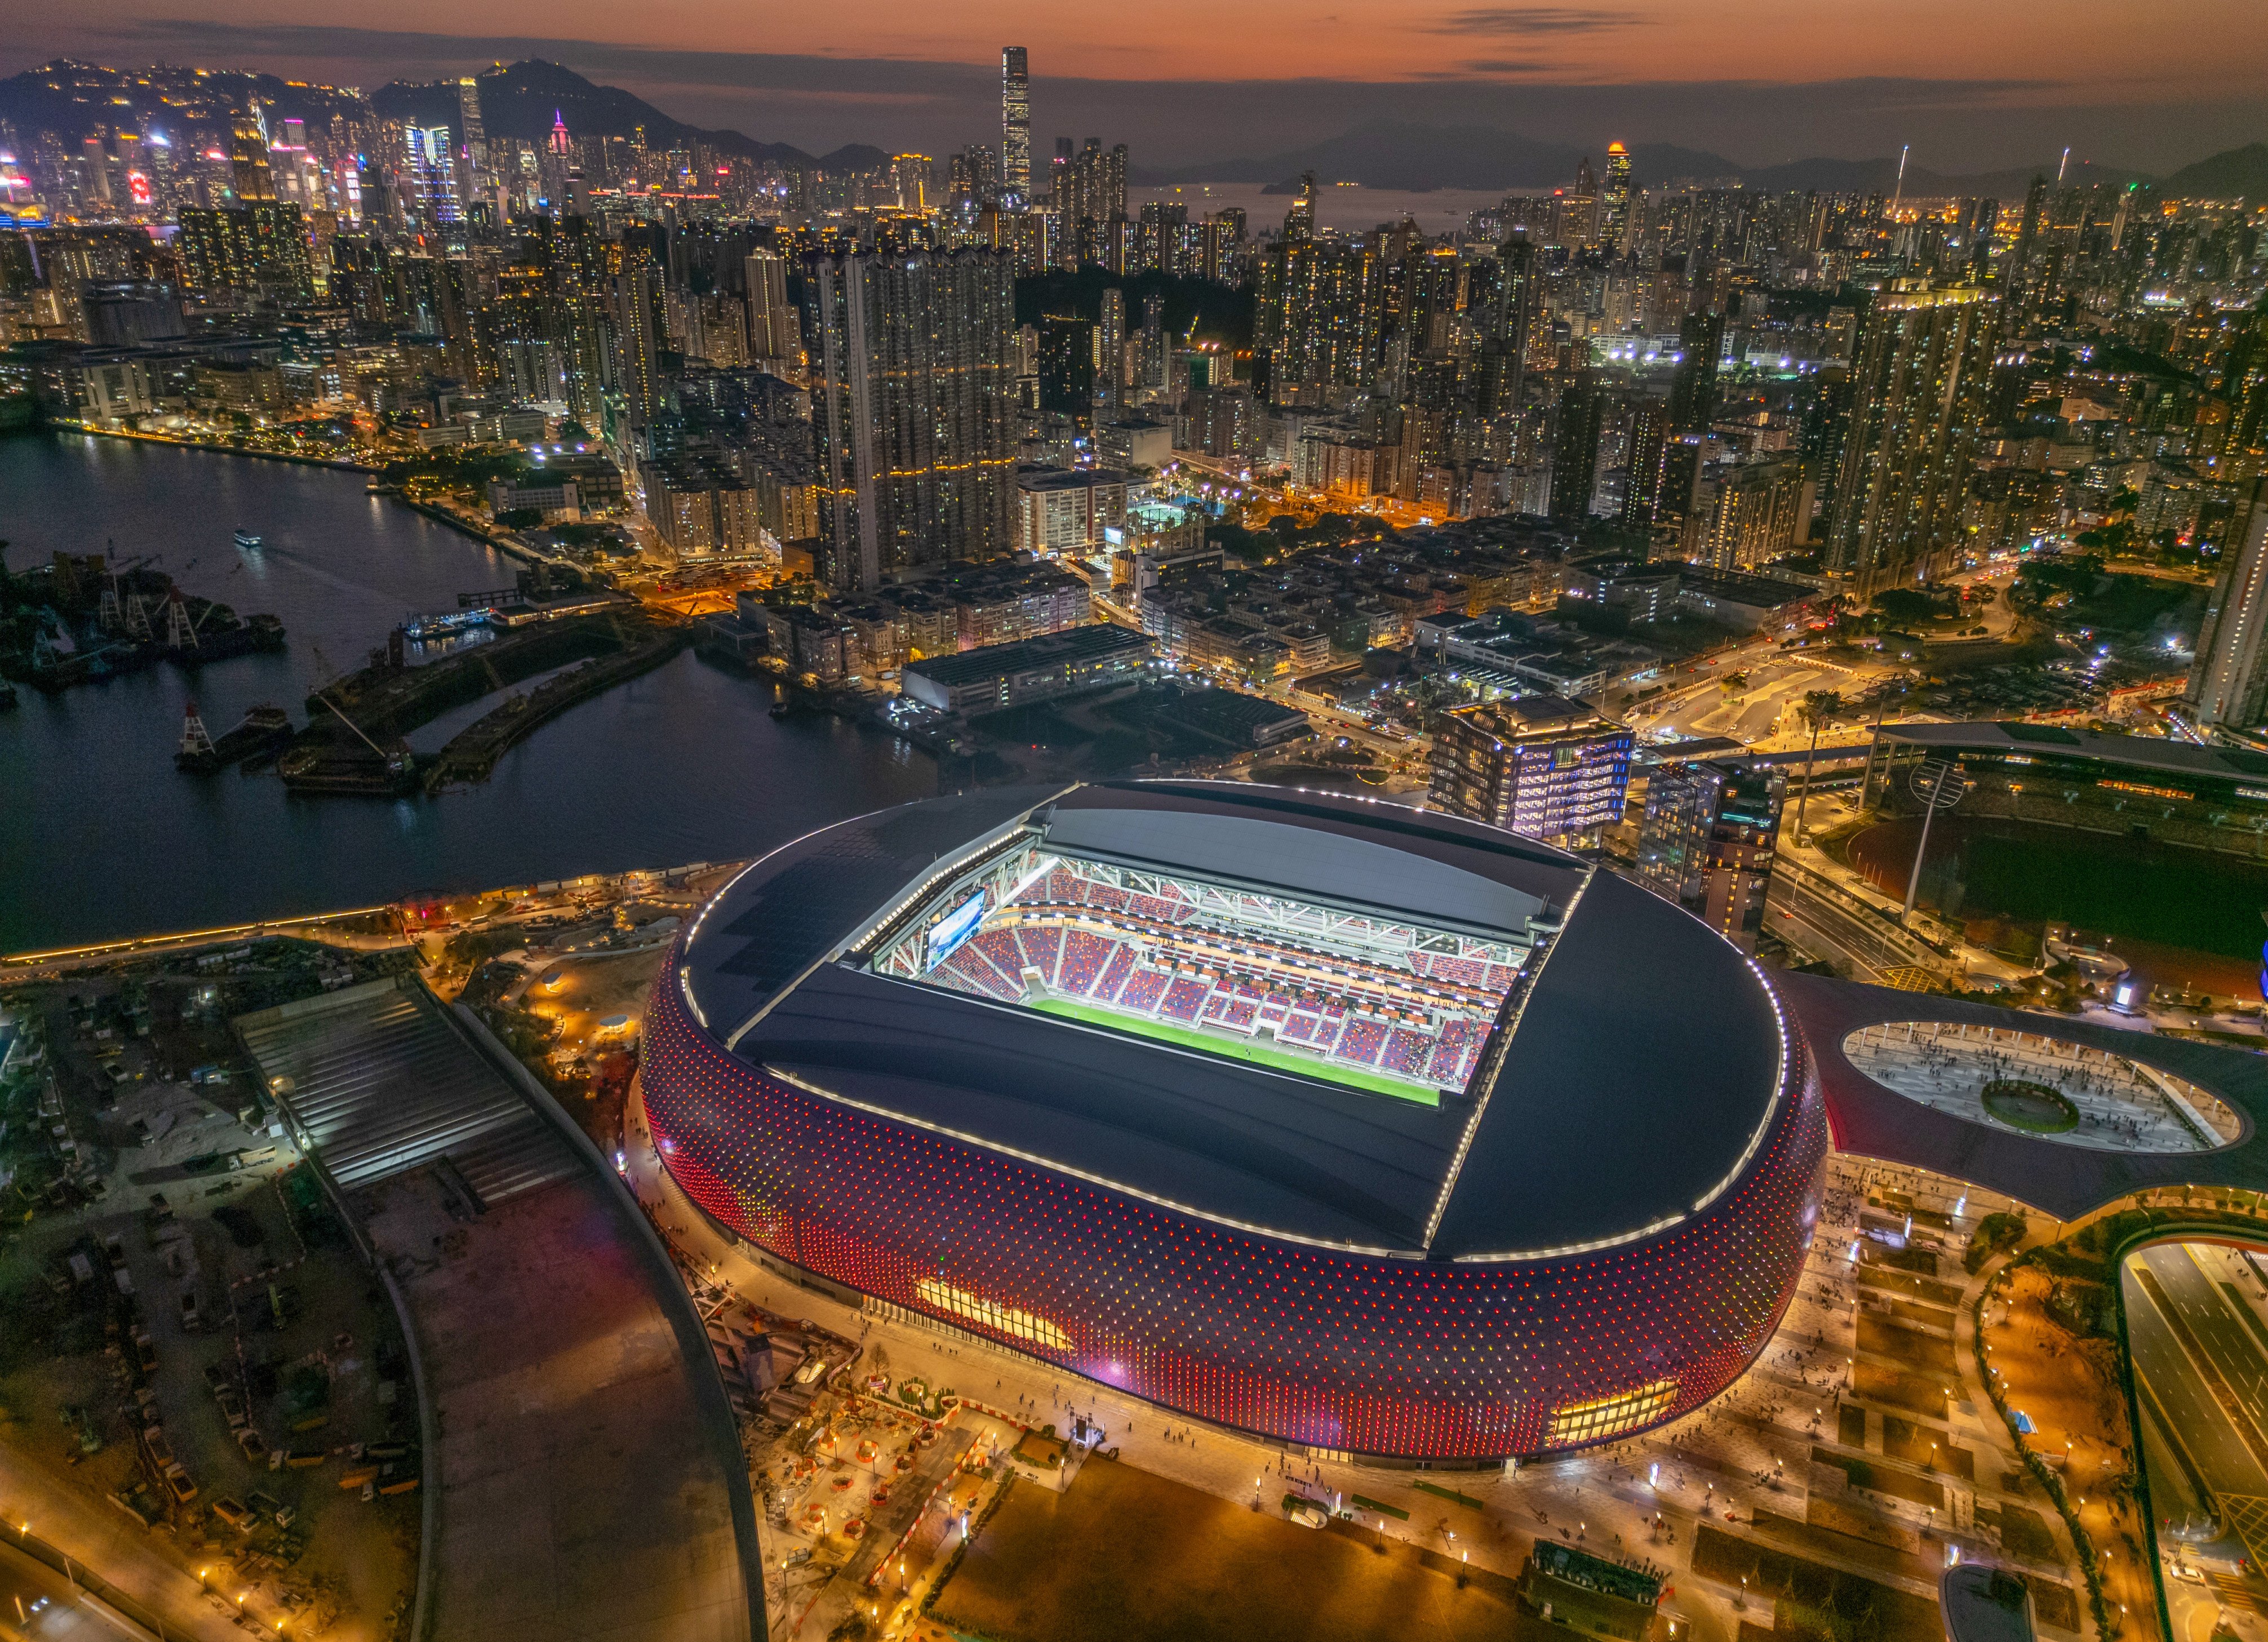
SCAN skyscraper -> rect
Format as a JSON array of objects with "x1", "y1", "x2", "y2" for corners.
[
  {"x1": 1098, "y1": 287, "x2": 1125, "y2": 407},
  {"x1": 804, "y1": 249, "x2": 1018, "y2": 592},
  {"x1": 1254, "y1": 176, "x2": 1379, "y2": 400},
  {"x1": 744, "y1": 247, "x2": 798, "y2": 369},
  {"x1": 455, "y1": 78, "x2": 487, "y2": 215},
  {"x1": 405, "y1": 126, "x2": 461, "y2": 228},
  {"x1": 228, "y1": 106, "x2": 275, "y2": 203},
  {"x1": 1601, "y1": 143, "x2": 1634, "y2": 247},
  {"x1": 1825, "y1": 282, "x2": 2001, "y2": 594},
  {"x1": 1666, "y1": 310, "x2": 1724, "y2": 433},
  {"x1": 2186, "y1": 478, "x2": 2268, "y2": 729},
  {"x1": 1001, "y1": 48, "x2": 1031, "y2": 203},
  {"x1": 1038, "y1": 315, "x2": 1097, "y2": 422},
  {"x1": 1551, "y1": 376, "x2": 1605, "y2": 522}
]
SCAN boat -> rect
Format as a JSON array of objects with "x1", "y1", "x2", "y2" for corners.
[
  {"x1": 177, "y1": 704, "x2": 294, "y2": 774},
  {"x1": 233, "y1": 530, "x2": 263, "y2": 551}
]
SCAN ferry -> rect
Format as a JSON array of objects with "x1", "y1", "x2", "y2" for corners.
[{"x1": 233, "y1": 530, "x2": 263, "y2": 551}]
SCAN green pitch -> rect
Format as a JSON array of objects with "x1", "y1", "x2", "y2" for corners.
[{"x1": 1028, "y1": 995, "x2": 1441, "y2": 1106}]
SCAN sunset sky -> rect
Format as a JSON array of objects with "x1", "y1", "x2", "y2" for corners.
[{"x1": 8, "y1": 0, "x2": 2265, "y2": 173}]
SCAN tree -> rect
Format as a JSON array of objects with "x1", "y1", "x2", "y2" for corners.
[
  {"x1": 1794, "y1": 689, "x2": 1844, "y2": 840},
  {"x1": 1869, "y1": 588, "x2": 1938, "y2": 627},
  {"x1": 493, "y1": 508, "x2": 543, "y2": 531}
]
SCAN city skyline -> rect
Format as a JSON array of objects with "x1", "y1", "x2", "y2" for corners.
[{"x1": 4, "y1": 12, "x2": 2263, "y2": 176}]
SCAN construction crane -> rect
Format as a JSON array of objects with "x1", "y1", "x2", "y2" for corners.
[{"x1": 303, "y1": 641, "x2": 403, "y2": 770}]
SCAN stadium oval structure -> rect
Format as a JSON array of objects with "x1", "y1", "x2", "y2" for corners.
[{"x1": 642, "y1": 782, "x2": 1830, "y2": 1462}]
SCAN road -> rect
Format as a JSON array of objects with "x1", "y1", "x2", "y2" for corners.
[
  {"x1": 0, "y1": 1444, "x2": 246, "y2": 1642},
  {"x1": 2145, "y1": 1246, "x2": 2268, "y2": 1433},
  {"x1": 0, "y1": 1538, "x2": 144, "y2": 1642},
  {"x1": 1768, "y1": 893, "x2": 1907, "y2": 985},
  {"x1": 2123, "y1": 1246, "x2": 2268, "y2": 1502}
]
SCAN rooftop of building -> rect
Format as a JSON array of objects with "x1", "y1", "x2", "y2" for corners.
[
  {"x1": 1674, "y1": 567, "x2": 1825, "y2": 607},
  {"x1": 676, "y1": 782, "x2": 1789, "y2": 1261},
  {"x1": 1017, "y1": 464, "x2": 1129, "y2": 491},
  {"x1": 903, "y1": 622, "x2": 1149, "y2": 686},
  {"x1": 1445, "y1": 694, "x2": 1626, "y2": 740},
  {"x1": 1872, "y1": 720, "x2": 2268, "y2": 784}
]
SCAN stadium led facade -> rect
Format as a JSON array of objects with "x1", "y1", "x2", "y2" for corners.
[{"x1": 642, "y1": 782, "x2": 1830, "y2": 1462}]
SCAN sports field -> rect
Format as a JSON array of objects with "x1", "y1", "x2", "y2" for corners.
[{"x1": 1028, "y1": 995, "x2": 1442, "y2": 1105}]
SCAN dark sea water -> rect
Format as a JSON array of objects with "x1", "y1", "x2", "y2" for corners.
[{"x1": 0, "y1": 433, "x2": 937, "y2": 951}]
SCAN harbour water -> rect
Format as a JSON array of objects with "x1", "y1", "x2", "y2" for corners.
[{"x1": 0, "y1": 433, "x2": 938, "y2": 952}]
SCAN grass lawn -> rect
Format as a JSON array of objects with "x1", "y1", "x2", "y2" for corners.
[
  {"x1": 931, "y1": 1456, "x2": 1521, "y2": 1642},
  {"x1": 1027, "y1": 995, "x2": 1440, "y2": 1106}
]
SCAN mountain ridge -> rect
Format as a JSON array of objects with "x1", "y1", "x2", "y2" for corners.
[{"x1": 5, "y1": 57, "x2": 2264, "y2": 200}]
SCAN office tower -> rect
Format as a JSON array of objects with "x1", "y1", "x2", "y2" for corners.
[
  {"x1": 1666, "y1": 310, "x2": 1724, "y2": 432},
  {"x1": 804, "y1": 248, "x2": 1018, "y2": 592},
  {"x1": 2185, "y1": 478, "x2": 2268, "y2": 729},
  {"x1": 1824, "y1": 282, "x2": 2001, "y2": 594},
  {"x1": 1039, "y1": 315, "x2": 1098, "y2": 421},
  {"x1": 542, "y1": 108, "x2": 574, "y2": 206},
  {"x1": 405, "y1": 126, "x2": 461, "y2": 228},
  {"x1": 1602, "y1": 143, "x2": 1633, "y2": 247},
  {"x1": 1001, "y1": 48, "x2": 1031, "y2": 202},
  {"x1": 1564, "y1": 156, "x2": 1600, "y2": 246},
  {"x1": 1428, "y1": 696, "x2": 1633, "y2": 845},
  {"x1": 744, "y1": 247, "x2": 798, "y2": 368},
  {"x1": 1283, "y1": 171, "x2": 1315, "y2": 246},
  {"x1": 229, "y1": 106, "x2": 275, "y2": 203},
  {"x1": 1551, "y1": 376, "x2": 1605, "y2": 521},
  {"x1": 455, "y1": 78, "x2": 487, "y2": 212},
  {"x1": 1636, "y1": 760, "x2": 1785, "y2": 952},
  {"x1": 1139, "y1": 291, "x2": 1166, "y2": 390}
]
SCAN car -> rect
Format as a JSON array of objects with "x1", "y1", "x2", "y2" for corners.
[
  {"x1": 163, "y1": 1464, "x2": 198, "y2": 1505},
  {"x1": 103, "y1": 1233, "x2": 128, "y2": 1268},
  {"x1": 209, "y1": 1496, "x2": 254, "y2": 1532},
  {"x1": 179, "y1": 1290, "x2": 202, "y2": 1332}
]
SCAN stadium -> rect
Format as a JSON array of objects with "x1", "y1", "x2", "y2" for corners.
[{"x1": 640, "y1": 781, "x2": 1831, "y2": 1462}]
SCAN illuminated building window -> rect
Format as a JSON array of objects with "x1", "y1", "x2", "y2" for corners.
[
  {"x1": 915, "y1": 1277, "x2": 1073, "y2": 1351},
  {"x1": 1548, "y1": 1378, "x2": 1678, "y2": 1446}
]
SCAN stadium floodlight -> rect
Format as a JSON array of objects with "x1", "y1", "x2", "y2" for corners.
[{"x1": 1901, "y1": 759, "x2": 1971, "y2": 925}]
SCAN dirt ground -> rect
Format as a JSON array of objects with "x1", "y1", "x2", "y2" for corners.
[{"x1": 930, "y1": 1454, "x2": 1524, "y2": 1642}]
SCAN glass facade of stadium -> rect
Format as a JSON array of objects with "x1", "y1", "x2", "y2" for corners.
[{"x1": 641, "y1": 973, "x2": 1832, "y2": 1463}]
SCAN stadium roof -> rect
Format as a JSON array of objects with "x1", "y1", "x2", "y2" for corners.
[
  {"x1": 1876, "y1": 720, "x2": 2268, "y2": 783},
  {"x1": 680, "y1": 782, "x2": 1791, "y2": 1261},
  {"x1": 1784, "y1": 975, "x2": 2268, "y2": 1219}
]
